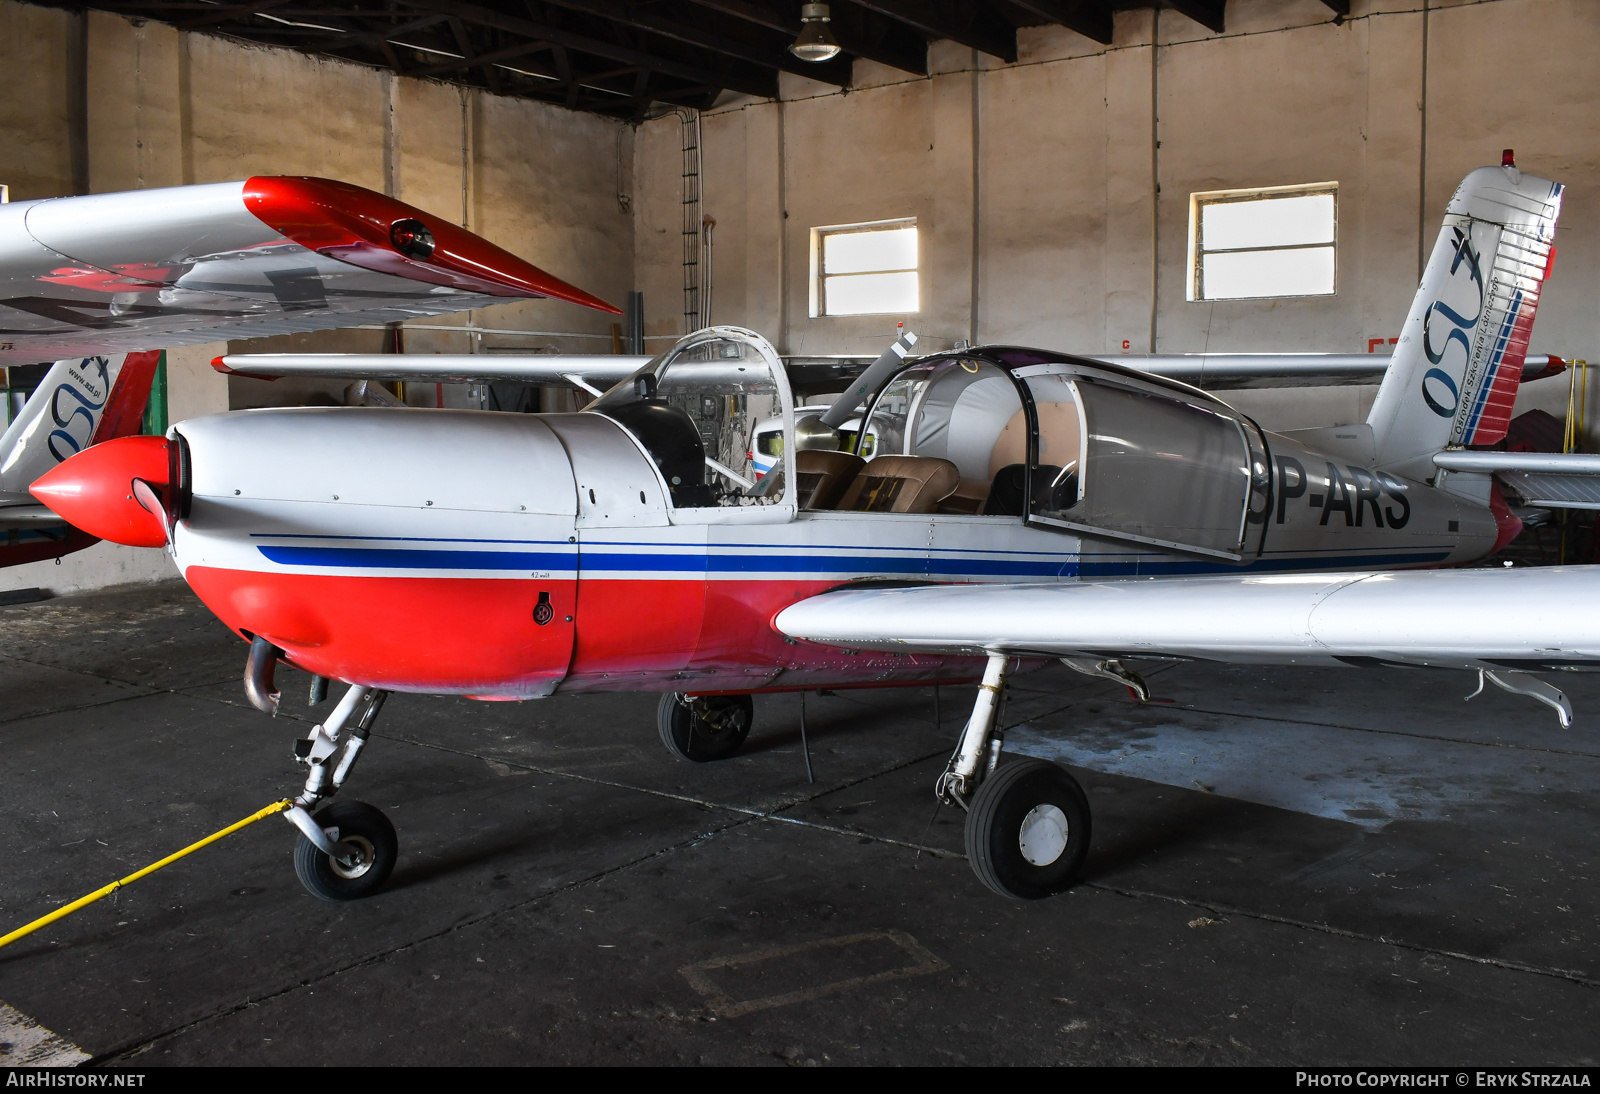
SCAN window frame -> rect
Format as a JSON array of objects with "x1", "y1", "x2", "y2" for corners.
[
  {"x1": 1186, "y1": 182, "x2": 1338, "y2": 303},
  {"x1": 809, "y1": 218, "x2": 919, "y2": 318}
]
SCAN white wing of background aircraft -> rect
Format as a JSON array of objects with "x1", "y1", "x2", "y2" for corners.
[{"x1": 0, "y1": 176, "x2": 617, "y2": 365}]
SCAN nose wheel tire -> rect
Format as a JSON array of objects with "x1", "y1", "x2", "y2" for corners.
[
  {"x1": 292, "y1": 800, "x2": 398, "y2": 902},
  {"x1": 658, "y1": 693, "x2": 753, "y2": 762},
  {"x1": 964, "y1": 759, "x2": 1090, "y2": 900}
]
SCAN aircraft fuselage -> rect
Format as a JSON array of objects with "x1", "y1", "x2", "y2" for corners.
[{"x1": 166, "y1": 405, "x2": 1499, "y2": 700}]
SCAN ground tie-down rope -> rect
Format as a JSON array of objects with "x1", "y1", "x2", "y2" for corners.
[{"x1": 0, "y1": 799, "x2": 292, "y2": 951}]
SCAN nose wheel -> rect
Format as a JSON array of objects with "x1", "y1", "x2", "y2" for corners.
[
  {"x1": 266, "y1": 682, "x2": 399, "y2": 902},
  {"x1": 658, "y1": 693, "x2": 753, "y2": 761},
  {"x1": 292, "y1": 800, "x2": 398, "y2": 902}
]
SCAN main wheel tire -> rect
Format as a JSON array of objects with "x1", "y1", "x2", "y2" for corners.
[
  {"x1": 657, "y1": 692, "x2": 753, "y2": 762},
  {"x1": 964, "y1": 759, "x2": 1091, "y2": 900},
  {"x1": 292, "y1": 800, "x2": 398, "y2": 902}
]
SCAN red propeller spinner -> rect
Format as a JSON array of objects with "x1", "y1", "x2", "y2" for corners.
[{"x1": 31, "y1": 436, "x2": 171, "y2": 548}]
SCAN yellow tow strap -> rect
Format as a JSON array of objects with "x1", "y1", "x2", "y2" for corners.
[{"x1": 0, "y1": 799, "x2": 292, "y2": 951}]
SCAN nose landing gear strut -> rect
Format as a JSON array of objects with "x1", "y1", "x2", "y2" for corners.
[
  {"x1": 939, "y1": 652, "x2": 1091, "y2": 900},
  {"x1": 281, "y1": 684, "x2": 398, "y2": 901}
]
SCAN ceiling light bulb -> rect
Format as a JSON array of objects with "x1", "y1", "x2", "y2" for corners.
[{"x1": 790, "y1": 3, "x2": 841, "y2": 63}]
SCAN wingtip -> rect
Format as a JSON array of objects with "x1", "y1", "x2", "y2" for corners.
[
  {"x1": 242, "y1": 175, "x2": 618, "y2": 312},
  {"x1": 212, "y1": 354, "x2": 278, "y2": 381}
]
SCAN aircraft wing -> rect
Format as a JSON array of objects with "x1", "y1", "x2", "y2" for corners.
[
  {"x1": 213, "y1": 350, "x2": 1567, "y2": 393},
  {"x1": 213, "y1": 353, "x2": 651, "y2": 387},
  {"x1": 1434, "y1": 451, "x2": 1600, "y2": 510},
  {"x1": 774, "y1": 567, "x2": 1600, "y2": 674},
  {"x1": 0, "y1": 177, "x2": 618, "y2": 365},
  {"x1": 1095, "y1": 354, "x2": 1566, "y2": 389}
]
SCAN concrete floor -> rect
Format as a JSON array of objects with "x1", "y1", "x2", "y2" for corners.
[{"x1": 0, "y1": 582, "x2": 1595, "y2": 1066}]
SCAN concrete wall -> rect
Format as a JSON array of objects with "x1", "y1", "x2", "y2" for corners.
[{"x1": 633, "y1": 0, "x2": 1600, "y2": 433}]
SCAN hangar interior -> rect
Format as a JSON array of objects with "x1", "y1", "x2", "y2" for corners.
[{"x1": 1, "y1": 0, "x2": 1598, "y2": 1068}]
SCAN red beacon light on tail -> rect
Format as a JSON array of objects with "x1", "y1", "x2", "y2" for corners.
[{"x1": 1503, "y1": 149, "x2": 1516, "y2": 167}]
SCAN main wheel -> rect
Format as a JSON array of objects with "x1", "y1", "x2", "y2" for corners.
[
  {"x1": 964, "y1": 759, "x2": 1090, "y2": 900},
  {"x1": 657, "y1": 693, "x2": 753, "y2": 762},
  {"x1": 292, "y1": 800, "x2": 398, "y2": 902}
]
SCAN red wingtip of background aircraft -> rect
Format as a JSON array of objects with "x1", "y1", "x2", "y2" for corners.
[
  {"x1": 30, "y1": 436, "x2": 171, "y2": 549},
  {"x1": 242, "y1": 176, "x2": 623, "y2": 314},
  {"x1": 210, "y1": 356, "x2": 279, "y2": 380}
]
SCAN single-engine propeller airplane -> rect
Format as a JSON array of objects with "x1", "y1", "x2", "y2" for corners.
[{"x1": 23, "y1": 156, "x2": 1600, "y2": 903}]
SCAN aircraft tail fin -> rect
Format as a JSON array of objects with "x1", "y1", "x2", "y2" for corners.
[
  {"x1": 0, "y1": 352, "x2": 160, "y2": 496},
  {"x1": 1367, "y1": 158, "x2": 1563, "y2": 481}
]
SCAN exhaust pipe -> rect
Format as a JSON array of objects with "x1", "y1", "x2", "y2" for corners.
[{"x1": 245, "y1": 635, "x2": 284, "y2": 715}]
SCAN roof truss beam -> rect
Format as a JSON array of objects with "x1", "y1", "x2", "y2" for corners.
[
  {"x1": 176, "y1": 0, "x2": 293, "y2": 29},
  {"x1": 685, "y1": 0, "x2": 926, "y2": 75},
  {"x1": 847, "y1": 0, "x2": 1016, "y2": 62},
  {"x1": 1005, "y1": 0, "x2": 1110, "y2": 45},
  {"x1": 539, "y1": 0, "x2": 850, "y2": 87},
  {"x1": 1166, "y1": 0, "x2": 1225, "y2": 34},
  {"x1": 399, "y1": 0, "x2": 778, "y2": 97}
]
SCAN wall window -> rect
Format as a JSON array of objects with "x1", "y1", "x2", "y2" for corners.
[
  {"x1": 811, "y1": 219, "x2": 918, "y2": 316},
  {"x1": 1187, "y1": 183, "x2": 1336, "y2": 301}
]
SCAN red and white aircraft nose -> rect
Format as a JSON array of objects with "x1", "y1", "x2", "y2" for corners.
[{"x1": 30, "y1": 436, "x2": 171, "y2": 548}]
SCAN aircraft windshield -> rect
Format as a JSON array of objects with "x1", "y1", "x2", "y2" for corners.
[{"x1": 589, "y1": 335, "x2": 786, "y2": 508}]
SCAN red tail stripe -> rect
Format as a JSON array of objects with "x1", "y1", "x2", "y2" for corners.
[{"x1": 89, "y1": 351, "x2": 162, "y2": 447}]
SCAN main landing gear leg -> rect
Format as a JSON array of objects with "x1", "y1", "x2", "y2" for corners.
[
  {"x1": 938, "y1": 652, "x2": 1091, "y2": 900},
  {"x1": 281, "y1": 685, "x2": 398, "y2": 901}
]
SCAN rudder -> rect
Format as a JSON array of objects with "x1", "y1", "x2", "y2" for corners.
[{"x1": 1368, "y1": 158, "x2": 1562, "y2": 482}]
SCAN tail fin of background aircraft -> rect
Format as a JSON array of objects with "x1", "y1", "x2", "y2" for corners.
[
  {"x1": 1366, "y1": 157, "x2": 1563, "y2": 482},
  {"x1": 0, "y1": 352, "x2": 161, "y2": 496}
]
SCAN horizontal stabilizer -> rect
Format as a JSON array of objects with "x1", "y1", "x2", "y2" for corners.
[
  {"x1": 0, "y1": 503, "x2": 69, "y2": 531},
  {"x1": 774, "y1": 567, "x2": 1600, "y2": 671},
  {"x1": 1434, "y1": 450, "x2": 1600, "y2": 509},
  {"x1": 1098, "y1": 353, "x2": 1564, "y2": 390}
]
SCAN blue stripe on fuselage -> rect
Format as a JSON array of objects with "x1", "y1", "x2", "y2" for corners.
[
  {"x1": 254, "y1": 542, "x2": 1448, "y2": 578},
  {"x1": 257, "y1": 545, "x2": 576, "y2": 570},
  {"x1": 254, "y1": 544, "x2": 1064, "y2": 577}
]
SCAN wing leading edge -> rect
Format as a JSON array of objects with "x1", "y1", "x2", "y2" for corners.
[{"x1": 774, "y1": 567, "x2": 1600, "y2": 672}]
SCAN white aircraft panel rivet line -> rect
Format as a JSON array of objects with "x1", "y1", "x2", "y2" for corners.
[{"x1": 0, "y1": 1001, "x2": 89, "y2": 1066}]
